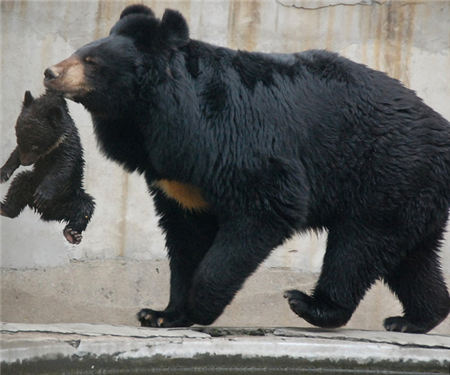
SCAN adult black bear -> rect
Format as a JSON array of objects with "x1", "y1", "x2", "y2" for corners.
[
  {"x1": 0, "y1": 90, "x2": 95, "y2": 244},
  {"x1": 44, "y1": 4, "x2": 450, "y2": 333}
]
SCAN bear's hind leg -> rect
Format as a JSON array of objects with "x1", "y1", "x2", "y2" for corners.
[
  {"x1": 383, "y1": 229, "x2": 450, "y2": 333},
  {"x1": 285, "y1": 226, "x2": 385, "y2": 328},
  {"x1": 42, "y1": 190, "x2": 95, "y2": 244},
  {"x1": 62, "y1": 191, "x2": 95, "y2": 244}
]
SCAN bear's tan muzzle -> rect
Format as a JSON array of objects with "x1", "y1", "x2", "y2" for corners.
[{"x1": 44, "y1": 55, "x2": 90, "y2": 97}]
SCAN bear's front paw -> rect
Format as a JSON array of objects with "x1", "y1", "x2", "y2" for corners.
[
  {"x1": 0, "y1": 168, "x2": 13, "y2": 183},
  {"x1": 284, "y1": 289, "x2": 352, "y2": 329},
  {"x1": 137, "y1": 308, "x2": 193, "y2": 328},
  {"x1": 63, "y1": 227, "x2": 82, "y2": 244},
  {"x1": 0, "y1": 203, "x2": 14, "y2": 218}
]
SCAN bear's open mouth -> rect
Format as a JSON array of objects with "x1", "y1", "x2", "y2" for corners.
[{"x1": 44, "y1": 79, "x2": 92, "y2": 101}]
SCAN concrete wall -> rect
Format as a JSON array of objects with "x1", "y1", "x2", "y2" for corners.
[{"x1": 1, "y1": 0, "x2": 449, "y2": 333}]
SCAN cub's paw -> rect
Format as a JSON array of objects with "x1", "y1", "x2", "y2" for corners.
[
  {"x1": 284, "y1": 289, "x2": 352, "y2": 329},
  {"x1": 63, "y1": 227, "x2": 82, "y2": 244},
  {"x1": 383, "y1": 316, "x2": 430, "y2": 334},
  {"x1": 0, "y1": 203, "x2": 15, "y2": 218},
  {"x1": 0, "y1": 168, "x2": 13, "y2": 183},
  {"x1": 137, "y1": 308, "x2": 193, "y2": 328}
]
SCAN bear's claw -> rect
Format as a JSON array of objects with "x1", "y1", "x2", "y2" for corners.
[
  {"x1": 383, "y1": 316, "x2": 431, "y2": 333},
  {"x1": 284, "y1": 289, "x2": 352, "y2": 329},
  {"x1": 137, "y1": 308, "x2": 193, "y2": 328}
]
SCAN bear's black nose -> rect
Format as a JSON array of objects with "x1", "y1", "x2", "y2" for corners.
[{"x1": 44, "y1": 68, "x2": 59, "y2": 81}]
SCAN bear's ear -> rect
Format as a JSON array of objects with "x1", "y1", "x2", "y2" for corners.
[
  {"x1": 120, "y1": 4, "x2": 155, "y2": 20},
  {"x1": 160, "y1": 9, "x2": 189, "y2": 48},
  {"x1": 23, "y1": 91, "x2": 34, "y2": 107},
  {"x1": 110, "y1": 5, "x2": 157, "y2": 39}
]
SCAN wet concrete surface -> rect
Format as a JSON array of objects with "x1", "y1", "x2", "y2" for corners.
[{"x1": 1, "y1": 323, "x2": 449, "y2": 374}]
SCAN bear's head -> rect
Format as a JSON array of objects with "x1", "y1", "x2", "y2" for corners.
[
  {"x1": 44, "y1": 5, "x2": 189, "y2": 114},
  {"x1": 15, "y1": 91, "x2": 67, "y2": 166}
]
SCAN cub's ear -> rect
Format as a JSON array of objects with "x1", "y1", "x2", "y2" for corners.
[
  {"x1": 160, "y1": 9, "x2": 189, "y2": 48},
  {"x1": 120, "y1": 4, "x2": 155, "y2": 19},
  {"x1": 23, "y1": 91, "x2": 34, "y2": 107}
]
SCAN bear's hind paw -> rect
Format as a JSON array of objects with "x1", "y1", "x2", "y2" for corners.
[
  {"x1": 63, "y1": 227, "x2": 82, "y2": 244},
  {"x1": 383, "y1": 316, "x2": 431, "y2": 334},
  {"x1": 284, "y1": 289, "x2": 352, "y2": 329}
]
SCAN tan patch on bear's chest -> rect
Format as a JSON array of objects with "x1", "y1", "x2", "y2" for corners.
[{"x1": 155, "y1": 179, "x2": 209, "y2": 211}]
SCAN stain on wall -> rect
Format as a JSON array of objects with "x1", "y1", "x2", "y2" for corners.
[{"x1": 1, "y1": 0, "x2": 449, "y2": 274}]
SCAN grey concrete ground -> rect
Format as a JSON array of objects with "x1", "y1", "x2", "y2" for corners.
[
  {"x1": 2, "y1": 259, "x2": 450, "y2": 334},
  {"x1": 1, "y1": 323, "x2": 449, "y2": 374}
]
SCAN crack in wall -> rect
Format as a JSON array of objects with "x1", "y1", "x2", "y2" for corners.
[{"x1": 276, "y1": 0, "x2": 386, "y2": 10}]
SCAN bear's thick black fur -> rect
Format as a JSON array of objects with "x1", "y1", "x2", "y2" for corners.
[
  {"x1": 45, "y1": 5, "x2": 450, "y2": 332},
  {"x1": 0, "y1": 91, "x2": 95, "y2": 244}
]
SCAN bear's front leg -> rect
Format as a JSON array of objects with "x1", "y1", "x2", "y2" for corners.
[
  {"x1": 284, "y1": 226, "x2": 384, "y2": 329},
  {"x1": 0, "y1": 147, "x2": 21, "y2": 183},
  {"x1": 186, "y1": 215, "x2": 292, "y2": 325},
  {"x1": 138, "y1": 190, "x2": 218, "y2": 327}
]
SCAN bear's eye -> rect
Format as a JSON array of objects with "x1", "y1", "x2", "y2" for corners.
[{"x1": 84, "y1": 56, "x2": 98, "y2": 65}]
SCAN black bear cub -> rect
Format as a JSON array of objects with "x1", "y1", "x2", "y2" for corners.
[{"x1": 0, "y1": 90, "x2": 94, "y2": 244}]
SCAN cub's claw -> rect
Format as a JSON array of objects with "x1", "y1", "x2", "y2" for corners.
[{"x1": 0, "y1": 168, "x2": 13, "y2": 183}]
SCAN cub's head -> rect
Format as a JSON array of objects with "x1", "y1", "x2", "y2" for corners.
[
  {"x1": 15, "y1": 91, "x2": 68, "y2": 166},
  {"x1": 44, "y1": 5, "x2": 189, "y2": 114}
]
